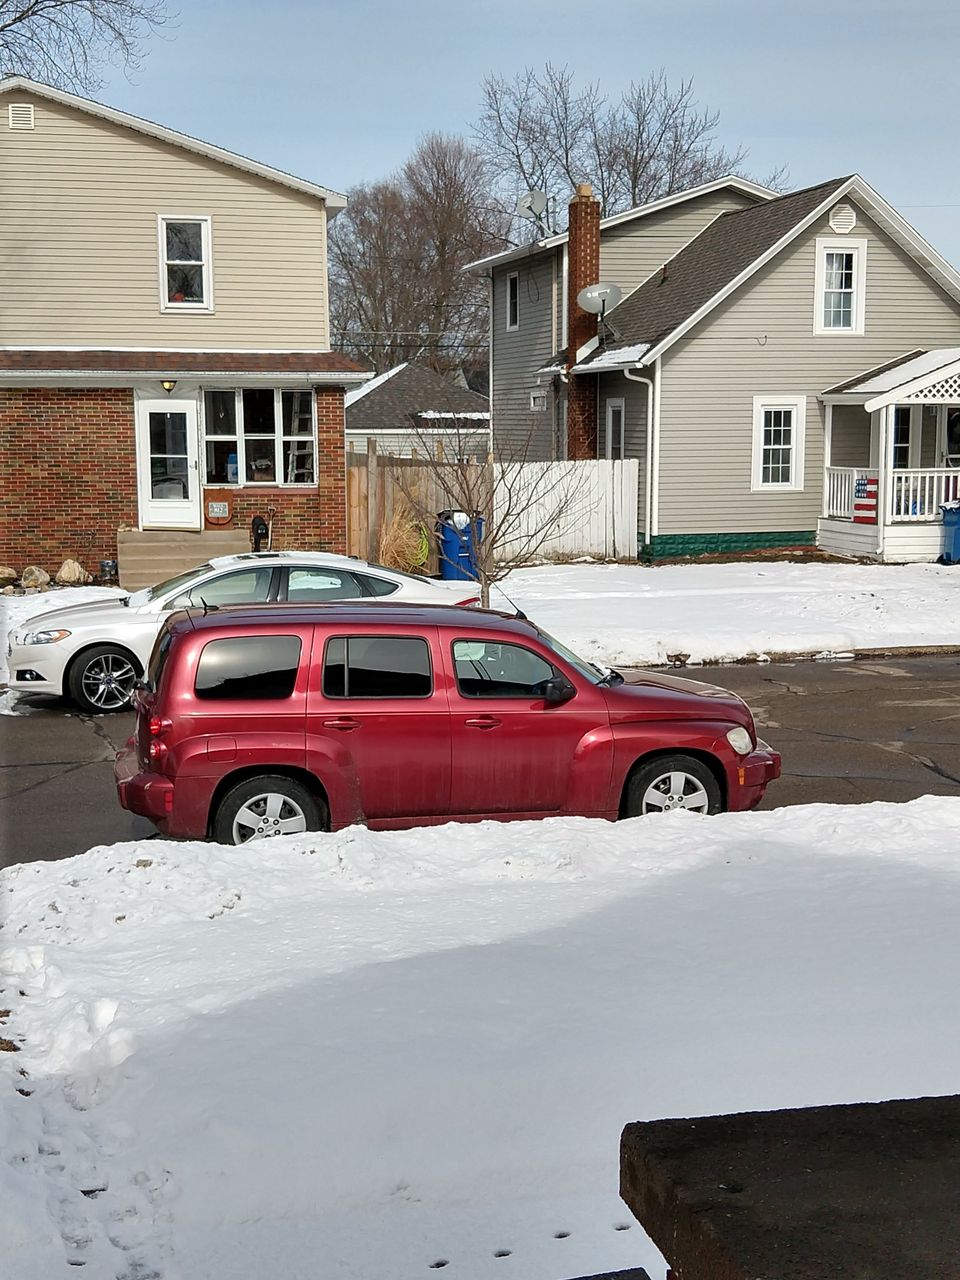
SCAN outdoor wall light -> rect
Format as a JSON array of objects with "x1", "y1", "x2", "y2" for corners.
[{"x1": 161, "y1": 380, "x2": 177, "y2": 394}]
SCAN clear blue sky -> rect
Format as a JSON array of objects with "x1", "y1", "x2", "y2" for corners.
[{"x1": 100, "y1": 0, "x2": 960, "y2": 262}]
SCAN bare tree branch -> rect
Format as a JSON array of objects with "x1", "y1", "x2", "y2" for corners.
[{"x1": 0, "y1": 0, "x2": 172, "y2": 91}]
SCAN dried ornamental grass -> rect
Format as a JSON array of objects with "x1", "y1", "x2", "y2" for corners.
[{"x1": 378, "y1": 498, "x2": 429, "y2": 571}]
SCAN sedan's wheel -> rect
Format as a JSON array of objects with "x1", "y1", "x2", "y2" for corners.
[
  {"x1": 213, "y1": 775, "x2": 325, "y2": 846},
  {"x1": 68, "y1": 645, "x2": 139, "y2": 714},
  {"x1": 626, "y1": 754, "x2": 722, "y2": 817}
]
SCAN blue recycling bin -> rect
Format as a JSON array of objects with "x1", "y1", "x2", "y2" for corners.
[
  {"x1": 436, "y1": 511, "x2": 484, "y2": 580},
  {"x1": 941, "y1": 503, "x2": 960, "y2": 564}
]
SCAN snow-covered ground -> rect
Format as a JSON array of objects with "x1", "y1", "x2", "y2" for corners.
[
  {"x1": 5, "y1": 799, "x2": 960, "y2": 1279},
  {"x1": 502, "y1": 560, "x2": 960, "y2": 667}
]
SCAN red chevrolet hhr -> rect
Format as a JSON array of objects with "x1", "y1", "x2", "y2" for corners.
[{"x1": 115, "y1": 603, "x2": 780, "y2": 844}]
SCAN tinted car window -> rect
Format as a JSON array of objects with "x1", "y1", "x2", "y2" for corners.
[
  {"x1": 148, "y1": 629, "x2": 174, "y2": 690},
  {"x1": 170, "y1": 567, "x2": 273, "y2": 609},
  {"x1": 323, "y1": 636, "x2": 432, "y2": 698},
  {"x1": 195, "y1": 635, "x2": 301, "y2": 700},
  {"x1": 354, "y1": 572, "x2": 399, "y2": 597},
  {"x1": 286, "y1": 567, "x2": 361, "y2": 602},
  {"x1": 453, "y1": 639, "x2": 555, "y2": 698}
]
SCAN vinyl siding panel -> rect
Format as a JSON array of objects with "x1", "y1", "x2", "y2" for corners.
[
  {"x1": 599, "y1": 371, "x2": 648, "y2": 534},
  {"x1": 491, "y1": 252, "x2": 559, "y2": 458},
  {"x1": 0, "y1": 93, "x2": 329, "y2": 347},
  {"x1": 600, "y1": 190, "x2": 760, "y2": 297},
  {"x1": 830, "y1": 404, "x2": 871, "y2": 466},
  {"x1": 657, "y1": 205, "x2": 960, "y2": 534}
]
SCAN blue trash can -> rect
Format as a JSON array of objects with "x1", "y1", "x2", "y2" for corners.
[
  {"x1": 436, "y1": 511, "x2": 484, "y2": 580},
  {"x1": 941, "y1": 503, "x2": 960, "y2": 564}
]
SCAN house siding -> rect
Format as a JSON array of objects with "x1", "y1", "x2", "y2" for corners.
[
  {"x1": 491, "y1": 251, "x2": 558, "y2": 458},
  {"x1": 656, "y1": 204, "x2": 960, "y2": 536},
  {"x1": 829, "y1": 404, "x2": 870, "y2": 467},
  {"x1": 600, "y1": 189, "x2": 760, "y2": 297},
  {"x1": 599, "y1": 371, "x2": 648, "y2": 536},
  {"x1": 0, "y1": 92, "x2": 330, "y2": 348}
]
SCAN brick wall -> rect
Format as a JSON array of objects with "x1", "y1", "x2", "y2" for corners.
[
  {"x1": 565, "y1": 184, "x2": 601, "y2": 460},
  {"x1": 0, "y1": 387, "x2": 137, "y2": 574}
]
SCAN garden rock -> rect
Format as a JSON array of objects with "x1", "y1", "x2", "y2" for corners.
[
  {"x1": 55, "y1": 559, "x2": 91, "y2": 585},
  {"x1": 0, "y1": 565, "x2": 16, "y2": 585},
  {"x1": 20, "y1": 565, "x2": 50, "y2": 589}
]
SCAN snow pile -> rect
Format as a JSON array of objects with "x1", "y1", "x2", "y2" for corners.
[
  {"x1": 5, "y1": 799, "x2": 960, "y2": 1279},
  {"x1": 502, "y1": 561, "x2": 960, "y2": 666}
]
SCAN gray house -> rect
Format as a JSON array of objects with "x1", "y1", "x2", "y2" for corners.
[{"x1": 466, "y1": 175, "x2": 960, "y2": 561}]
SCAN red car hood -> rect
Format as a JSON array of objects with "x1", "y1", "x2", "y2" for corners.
[{"x1": 603, "y1": 670, "x2": 755, "y2": 730}]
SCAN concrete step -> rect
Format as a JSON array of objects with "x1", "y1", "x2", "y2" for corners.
[{"x1": 117, "y1": 529, "x2": 252, "y2": 590}]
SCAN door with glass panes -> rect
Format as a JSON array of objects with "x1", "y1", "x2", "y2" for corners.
[{"x1": 135, "y1": 399, "x2": 201, "y2": 529}]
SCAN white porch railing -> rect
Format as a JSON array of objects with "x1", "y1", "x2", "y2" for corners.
[
  {"x1": 825, "y1": 467, "x2": 876, "y2": 519},
  {"x1": 889, "y1": 469, "x2": 960, "y2": 521}
]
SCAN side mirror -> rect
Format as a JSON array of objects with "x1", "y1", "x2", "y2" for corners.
[{"x1": 543, "y1": 675, "x2": 576, "y2": 705}]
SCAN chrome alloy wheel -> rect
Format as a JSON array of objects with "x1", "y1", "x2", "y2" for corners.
[
  {"x1": 231, "y1": 791, "x2": 309, "y2": 843},
  {"x1": 640, "y1": 769, "x2": 711, "y2": 814},
  {"x1": 79, "y1": 652, "x2": 138, "y2": 711}
]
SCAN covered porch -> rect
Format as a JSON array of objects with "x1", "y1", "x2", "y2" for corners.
[{"x1": 818, "y1": 349, "x2": 960, "y2": 561}]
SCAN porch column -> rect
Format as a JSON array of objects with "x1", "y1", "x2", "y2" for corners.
[
  {"x1": 822, "y1": 403, "x2": 833, "y2": 518},
  {"x1": 876, "y1": 404, "x2": 892, "y2": 558}
]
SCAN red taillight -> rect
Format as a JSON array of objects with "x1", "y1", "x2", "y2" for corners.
[
  {"x1": 149, "y1": 716, "x2": 172, "y2": 736},
  {"x1": 456, "y1": 596, "x2": 481, "y2": 607},
  {"x1": 148, "y1": 740, "x2": 167, "y2": 761}
]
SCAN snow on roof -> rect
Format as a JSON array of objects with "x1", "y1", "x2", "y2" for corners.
[
  {"x1": 572, "y1": 342, "x2": 651, "y2": 372},
  {"x1": 344, "y1": 362, "x2": 407, "y2": 408},
  {"x1": 417, "y1": 411, "x2": 489, "y2": 420},
  {"x1": 839, "y1": 348, "x2": 960, "y2": 394}
]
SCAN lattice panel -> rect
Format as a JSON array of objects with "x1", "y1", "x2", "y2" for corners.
[{"x1": 903, "y1": 373, "x2": 960, "y2": 402}]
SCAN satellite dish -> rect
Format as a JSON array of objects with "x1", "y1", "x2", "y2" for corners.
[
  {"x1": 516, "y1": 190, "x2": 548, "y2": 221},
  {"x1": 577, "y1": 282, "x2": 623, "y2": 315}
]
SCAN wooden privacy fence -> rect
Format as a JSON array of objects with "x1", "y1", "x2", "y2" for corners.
[{"x1": 346, "y1": 442, "x2": 639, "y2": 565}]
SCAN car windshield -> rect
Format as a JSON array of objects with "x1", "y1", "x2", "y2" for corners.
[
  {"x1": 126, "y1": 564, "x2": 214, "y2": 607},
  {"x1": 535, "y1": 627, "x2": 604, "y2": 684}
]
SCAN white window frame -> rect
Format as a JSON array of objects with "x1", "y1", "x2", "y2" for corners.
[
  {"x1": 158, "y1": 214, "x2": 214, "y2": 312},
  {"x1": 506, "y1": 272, "x2": 519, "y2": 331},
  {"x1": 751, "y1": 394, "x2": 806, "y2": 492},
  {"x1": 201, "y1": 388, "x2": 317, "y2": 488},
  {"x1": 813, "y1": 236, "x2": 866, "y2": 336},
  {"x1": 529, "y1": 389, "x2": 548, "y2": 412},
  {"x1": 604, "y1": 397, "x2": 625, "y2": 460}
]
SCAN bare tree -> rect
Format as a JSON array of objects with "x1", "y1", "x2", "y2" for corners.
[
  {"x1": 0, "y1": 0, "x2": 172, "y2": 92},
  {"x1": 476, "y1": 63, "x2": 786, "y2": 237},
  {"x1": 328, "y1": 133, "x2": 510, "y2": 376}
]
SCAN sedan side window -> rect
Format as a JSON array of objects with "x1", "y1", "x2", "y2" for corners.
[
  {"x1": 168, "y1": 567, "x2": 273, "y2": 609},
  {"x1": 286, "y1": 567, "x2": 361, "y2": 602},
  {"x1": 354, "y1": 572, "x2": 399, "y2": 597},
  {"x1": 323, "y1": 636, "x2": 432, "y2": 698},
  {"x1": 453, "y1": 639, "x2": 555, "y2": 698}
]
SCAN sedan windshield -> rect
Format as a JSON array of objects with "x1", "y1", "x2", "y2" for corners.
[{"x1": 126, "y1": 564, "x2": 213, "y2": 607}]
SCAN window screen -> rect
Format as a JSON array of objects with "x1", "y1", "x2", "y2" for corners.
[
  {"x1": 195, "y1": 635, "x2": 301, "y2": 700},
  {"x1": 453, "y1": 640, "x2": 555, "y2": 698},
  {"x1": 322, "y1": 636, "x2": 432, "y2": 698}
]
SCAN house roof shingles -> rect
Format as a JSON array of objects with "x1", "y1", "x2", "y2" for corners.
[
  {"x1": 576, "y1": 177, "x2": 852, "y2": 368},
  {"x1": 0, "y1": 349, "x2": 366, "y2": 376},
  {"x1": 345, "y1": 362, "x2": 488, "y2": 433}
]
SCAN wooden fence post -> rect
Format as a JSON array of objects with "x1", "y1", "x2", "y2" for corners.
[{"x1": 366, "y1": 436, "x2": 379, "y2": 564}]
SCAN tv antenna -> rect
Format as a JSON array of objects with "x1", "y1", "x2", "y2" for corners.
[
  {"x1": 576, "y1": 282, "x2": 623, "y2": 342},
  {"x1": 516, "y1": 189, "x2": 549, "y2": 235}
]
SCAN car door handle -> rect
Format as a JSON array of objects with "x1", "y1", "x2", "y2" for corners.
[
  {"x1": 464, "y1": 716, "x2": 501, "y2": 729},
  {"x1": 322, "y1": 717, "x2": 360, "y2": 731}
]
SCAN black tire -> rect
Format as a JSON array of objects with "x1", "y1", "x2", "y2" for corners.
[
  {"x1": 68, "y1": 644, "x2": 140, "y2": 714},
  {"x1": 213, "y1": 775, "x2": 326, "y2": 845},
  {"x1": 625, "y1": 753, "x2": 722, "y2": 817}
]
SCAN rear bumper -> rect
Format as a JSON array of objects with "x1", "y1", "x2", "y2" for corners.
[{"x1": 727, "y1": 739, "x2": 781, "y2": 811}]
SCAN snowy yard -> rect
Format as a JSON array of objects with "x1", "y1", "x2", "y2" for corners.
[{"x1": 4, "y1": 798, "x2": 960, "y2": 1279}]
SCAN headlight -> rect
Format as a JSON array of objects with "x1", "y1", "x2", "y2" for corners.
[
  {"x1": 726, "y1": 726, "x2": 754, "y2": 756},
  {"x1": 21, "y1": 628, "x2": 72, "y2": 646}
]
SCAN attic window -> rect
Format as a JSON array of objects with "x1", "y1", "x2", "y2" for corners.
[
  {"x1": 8, "y1": 103, "x2": 34, "y2": 130},
  {"x1": 828, "y1": 203, "x2": 857, "y2": 234}
]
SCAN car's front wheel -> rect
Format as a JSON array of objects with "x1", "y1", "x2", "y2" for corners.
[
  {"x1": 625, "y1": 753, "x2": 722, "y2": 816},
  {"x1": 68, "y1": 645, "x2": 140, "y2": 714},
  {"x1": 213, "y1": 775, "x2": 326, "y2": 845}
]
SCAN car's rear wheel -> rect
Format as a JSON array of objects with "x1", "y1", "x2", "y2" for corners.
[
  {"x1": 626, "y1": 754, "x2": 722, "y2": 817},
  {"x1": 213, "y1": 775, "x2": 326, "y2": 845},
  {"x1": 68, "y1": 645, "x2": 139, "y2": 714}
]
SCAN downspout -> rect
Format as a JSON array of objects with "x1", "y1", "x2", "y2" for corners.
[{"x1": 624, "y1": 365, "x2": 654, "y2": 552}]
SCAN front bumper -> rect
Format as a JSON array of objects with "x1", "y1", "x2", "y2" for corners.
[
  {"x1": 727, "y1": 739, "x2": 781, "y2": 811},
  {"x1": 6, "y1": 641, "x2": 63, "y2": 693}
]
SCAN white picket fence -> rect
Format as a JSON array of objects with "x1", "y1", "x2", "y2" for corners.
[{"x1": 493, "y1": 458, "x2": 639, "y2": 562}]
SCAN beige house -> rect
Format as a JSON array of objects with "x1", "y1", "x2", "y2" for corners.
[
  {"x1": 468, "y1": 175, "x2": 960, "y2": 561},
  {"x1": 0, "y1": 77, "x2": 366, "y2": 583}
]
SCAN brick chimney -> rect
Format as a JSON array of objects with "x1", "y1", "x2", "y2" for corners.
[{"x1": 565, "y1": 183, "x2": 601, "y2": 459}]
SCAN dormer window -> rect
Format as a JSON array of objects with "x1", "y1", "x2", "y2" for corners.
[
  {"x1": 159, "y1": 215, "x2": 213, "y2": 311},
  {"x1": 814, "y1": 236, "x2": 866, "y2": 335}
]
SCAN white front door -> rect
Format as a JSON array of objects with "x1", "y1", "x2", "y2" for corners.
[{"x1": 136, "y1": 398, "x2": 202, "y2": 529}]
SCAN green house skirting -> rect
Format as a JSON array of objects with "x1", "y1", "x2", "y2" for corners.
[{"x1": 643, "y1": 530, "x2": 816, "y2": 559}]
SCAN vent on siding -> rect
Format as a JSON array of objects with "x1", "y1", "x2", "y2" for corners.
[
  {"x1": 829, "y1": 203, "x2": 857, "y2": 234},
  {"x1": 529, "y1": 389, "x2": 548, "y2": 412},
  {"x1": 8, "y1": 103, "x2": 35, "y2": 130}
]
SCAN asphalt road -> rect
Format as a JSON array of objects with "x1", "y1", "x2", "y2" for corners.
[{"x1": 2, "y1": 654, "x2": 960, "y2": 867}]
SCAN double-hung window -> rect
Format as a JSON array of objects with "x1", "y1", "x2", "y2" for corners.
[
  {"x1": 814, "y1": 237, "x2": 866, "y2": 335},
  {"x1": 203, "y1": 389, "x2": 316, "y2": 486},
  {"x1": 751, "y1": 395, "x2": 806, "y2": 491},
  {"x1": 159, "y1": 215, "x2": 213, "y2": 310}
]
